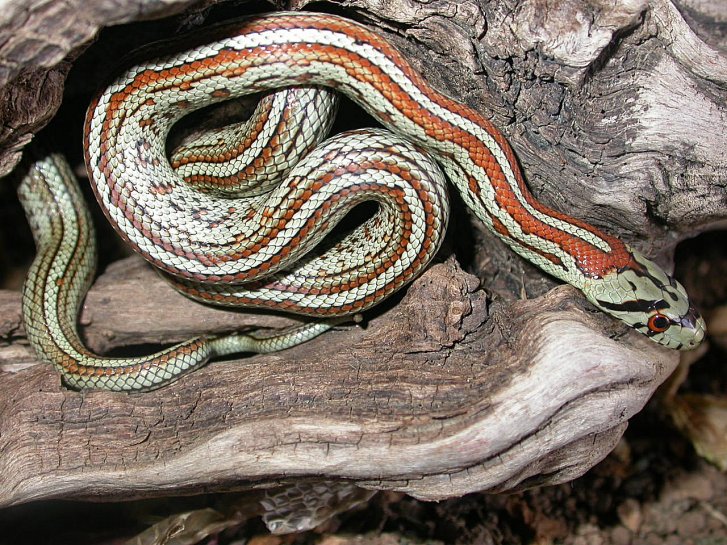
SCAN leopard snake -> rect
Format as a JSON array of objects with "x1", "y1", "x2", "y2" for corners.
[{"x1": 18, "y1": 11, "x2": 705, "y2": 391}]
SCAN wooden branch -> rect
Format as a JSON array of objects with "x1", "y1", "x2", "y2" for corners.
[
  {"x1": 1, "y1": 257, "x2": 676, "y2": 508},
  {"x1": 0, "y1": 0, "x2": 724, "y2": 527}
]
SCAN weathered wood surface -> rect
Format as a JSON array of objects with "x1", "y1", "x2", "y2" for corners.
[
  {"x1": 0, "y1": 257, "x2": 675, "y2": 507},
  {"x1": 0, "y1": 0, "x2": 725, "y2": 513}
]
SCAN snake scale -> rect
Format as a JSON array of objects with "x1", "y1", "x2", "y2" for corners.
[{"x1": 18, "y1": 11, "x2": 705, "y2": 391}]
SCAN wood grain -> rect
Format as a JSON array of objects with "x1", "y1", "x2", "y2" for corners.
[{"x1": 0, "y1": 257, "x2": 676, "y2": 507}]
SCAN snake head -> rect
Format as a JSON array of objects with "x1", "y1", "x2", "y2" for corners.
[{"x1": 582, "y1": 249, "x2": 706, "y2": 350}]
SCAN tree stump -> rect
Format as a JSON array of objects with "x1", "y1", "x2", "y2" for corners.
[{"x1": 1, "y1": 0, "x2": 724, "y2": 536}]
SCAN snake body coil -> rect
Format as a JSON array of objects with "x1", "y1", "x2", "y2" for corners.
[{"x1": 20, "y1": 12, "x2": 705, "y2": 391}]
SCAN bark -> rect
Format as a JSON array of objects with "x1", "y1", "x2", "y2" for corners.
[
  {"x1": 0, "y1": 257, "x2": 675, "y2": 507},
  {"x1": 0, "y1": 0, "x2": 724, "y2": 524}
]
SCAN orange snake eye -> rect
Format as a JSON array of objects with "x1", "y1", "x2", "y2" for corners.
[{"x1": 647, "y1": 313, "x2": 671, "y2": 333}]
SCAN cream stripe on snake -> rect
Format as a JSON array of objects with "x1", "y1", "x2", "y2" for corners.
[{"x1": 20, "y1": 12, "x2": 705, "y2": 391}]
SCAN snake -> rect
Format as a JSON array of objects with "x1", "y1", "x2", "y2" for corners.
[{"x1": 18, "y1": 11, "x2": 706, "y2": 392}]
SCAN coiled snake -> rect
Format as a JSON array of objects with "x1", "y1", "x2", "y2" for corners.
[{"x1": 18, "y1": 11, "x2": 706, "y2": 391}]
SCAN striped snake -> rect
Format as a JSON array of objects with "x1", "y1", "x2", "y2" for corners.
[{"x1": 19, "y1": 11, "x2": 705, "y2": 391}]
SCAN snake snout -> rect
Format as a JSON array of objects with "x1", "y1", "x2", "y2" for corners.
[{"x1": 673, "y1": 306, "x2": 706, "y2": 349}]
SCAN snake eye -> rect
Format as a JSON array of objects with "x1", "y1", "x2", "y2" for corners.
[{"x1": 647, "y1": 313, "x2": 671, "y2": 333}]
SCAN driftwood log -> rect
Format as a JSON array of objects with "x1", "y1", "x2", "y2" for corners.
[{"x1": 1, "y1": 0, "x2": 725, "y2": 533}]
